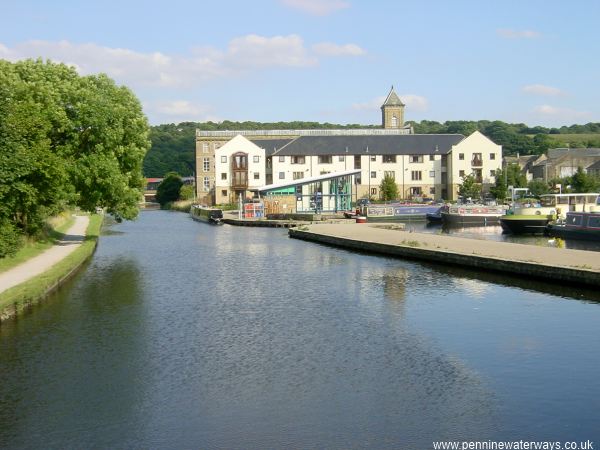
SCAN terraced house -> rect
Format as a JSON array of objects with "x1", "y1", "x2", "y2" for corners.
[{"x1": 196, "y1": 87, "x2": 502, "y2": 205}]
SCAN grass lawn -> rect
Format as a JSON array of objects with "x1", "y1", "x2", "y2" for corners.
[{"x1": 0, "y1": 214, "x2": 103, "y2": 319}]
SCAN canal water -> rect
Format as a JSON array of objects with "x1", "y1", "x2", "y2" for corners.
[{"x1": 1, "y1": 210, "x2": 600, "y2": 449}]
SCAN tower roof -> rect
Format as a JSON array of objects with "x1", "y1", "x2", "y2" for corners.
[{"x1": 382, "y1": 86, "x2": 405, "y2": 107}]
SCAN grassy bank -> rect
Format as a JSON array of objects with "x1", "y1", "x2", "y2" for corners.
[
  {"x1": 0, "y1": 212, "x2": 75, "y2": 273},
  {"x1": 0, "y1": 214, "x2": 103, "y2": 321}
]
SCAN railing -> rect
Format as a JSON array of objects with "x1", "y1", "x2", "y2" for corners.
[{"x1": 471, "y1": 158, "x2": 483, "y2": 167}]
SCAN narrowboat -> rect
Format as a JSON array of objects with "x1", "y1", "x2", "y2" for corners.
[
  {"x1": 500, "y1": 193, "x2": 600, "y2": 235},
  {"x1": 546, "y1": 211, "x2": 600, "y2": 241},
  {"x1": 358, "y1": 203, "x2": 442, "y2": 221},
  {"x1": 441, "y1": 204, "x2": 508, "y2": 227},
  {"x1": 190, "y1": 205, "x2": 224, "y2": 225}
]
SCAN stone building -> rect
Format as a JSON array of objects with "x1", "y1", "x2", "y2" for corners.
[{"x1": 196, "y1": 87, "x2": 502, "y2": 204}]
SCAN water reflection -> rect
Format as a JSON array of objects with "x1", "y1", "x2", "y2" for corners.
[{"x1": 1, "y1": 211, "x2": 599, "y2": 448}]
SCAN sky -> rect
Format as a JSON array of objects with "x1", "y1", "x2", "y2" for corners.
[{"x1": 1, "y1": 0, "x2": 599, "y2": 127}]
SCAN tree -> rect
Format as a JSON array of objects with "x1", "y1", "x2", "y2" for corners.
[
  {"x1": 379, "y1": 174, "x2": 398, "y2": 201},
  {"x1": 527, "y1": 179, "x2": 550, "y2": 196},
  {"x1": 156, "y1": 172, "x2": 183, "y2": 206},
  {"x1": 570, "y1": 167, "x2": 599, "y2": 193},
  {"x1": 0, "y1": 59, "x2": 149, "y2": 254},
  {"x1": 179, "y1": 184, "x2": 195, "y2": 200},
  {"x1": 458, "y1": 173, "x2": 481, "y2": 200}
]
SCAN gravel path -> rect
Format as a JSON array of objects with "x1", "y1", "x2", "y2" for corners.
[{"x1": 0, "y1": 215, "x2": 90, "y2": 294}]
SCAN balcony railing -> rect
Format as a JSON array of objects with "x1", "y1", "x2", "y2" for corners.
[{"x1": 471, "y1": 158, "x2": 483, "y2": 167}]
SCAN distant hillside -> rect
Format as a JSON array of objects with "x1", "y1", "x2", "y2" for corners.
[{"x1": 143, "y1": 120, "x2": 600, "y2": 178}]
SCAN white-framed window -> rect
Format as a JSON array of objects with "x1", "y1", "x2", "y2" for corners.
[
  {"x1": 370, "y1": 171, "x2": 377, "y2": 178},
  {"x1": 221, "y1": 189, "x2": 228, "y2": 197},
  {"x1": 429, "y1": 155, "x2": 435, "y2": 161},
  {"x1": 391, "y1": 115, "x2": 398, "y2": 127},
  {"x1": 203, "y1": 158, "x2": 210, "y2": 172},
  {"x1": 459, "y1": 170, "x2": 465, "y2": 177},
  {"x1": 221, "y1": 173, "x2": 227, "y2": 180},
  {"x1": 279, "y1": 172, "x2": 285, "y2": 179},
  {"x1": 430, "y1": 187, "x2": 436, "y2": 195},
  {"x1": 370, "y1": 155, "x2": 376, "y2": 162},
  {"x1": 291, "y1": 156, "x2": 305, "y2": 164},
  {"x1": 293, "y1": 172, "x2": 304, "y2": 180},
  {"x1": 254, "y1": 172, "x2": 260, "y2": 180},
  {"x1": 221, "y1": 156, "x2": 227, "y2": 163},
  {"x1": 371, "y1": 187, "x2": 377, "y2": 195},
  {"x1": 490, "y1": 170, "x2": 496, "y2": 176},
  {"x1": 318, "y1": 155, "x2": 332, "y2": 164},
  {"x1": 490, "y1": 153, "x2": 496, "y2": 160},
  {"x1": 339, "y1": 155, "x2": 345, "y2": 162},
  {"x1": 429, "y1": 171, "x2": 435, "y2": 178},
  {"x1": 410, "y1": 155, "x2": 423, "y2": 163},
  {"x1": 253, "y1": 155, "x2": 260, "y2": 163},
  {"x1": 279, "y1": 156, "x2": 285, "y2": 162},
  {"x1": 203, "y1": 176, "x2": 210, "y2": 192},
  {"x1": 459, "y1": 153, "x2": 465, "y2": 160},
  {"x1": 383, "y1": 155, "x2": 396, "y2": 163},
  {"x1": 411, "y1": 171, "x2": 422, "y2": 181},
  {"x1": 202, "y1": 143, "x2": 209, "y2": 153},
  {"x1": 384, "y1": 171, "x2": 395, "y2": 180}
]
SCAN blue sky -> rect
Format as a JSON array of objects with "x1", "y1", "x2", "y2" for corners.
[{"x1": 2, "y1": 0, "x2": 599, "y2": 127}]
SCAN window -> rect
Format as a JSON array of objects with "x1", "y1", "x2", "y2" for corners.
[
  {"x1": 370, "y1": 155, "x2": 376, "y2": 162},
  {"x1": 318, "y1": 155, "x2": 332, "y2": 164},
  {"x1": 203, "y1": 176, "x2": 210, "y2": 192},
  {"x1": 221, "y1": 173, "x2": 227, "y2": 180},
  {"x1": 384, "y1": 171, "x2": 395, "y2": 179},
  {"x1": 490, "y1": 170, "x2": 496, "y2": 177},
  {"x1": 410, "y1": 155, "x2": 423, "y2": 163},
  {"x1": 253, "y1": 155, "x2": 260, "y2": 163},
  {"x1": 459, "y1": 153, "x2": 465, "y2": 160},
  {"x1": 293, "y1": 172, "x2": 304, "y2": 180},
  {"x1": 429, "y1": 155, "x2": 435, "y2": 161},
  {"x1": 291, "y1": 156, "x2": 305, "y2": 164},
  {"x1": 279, "y1": 156, "x2": 285, "y2": 162},
  {"x1": 254, "y1": 172, "x2": 260, "y2": 180},
  {"x1": 411, "y1": 171, "x2": 422, "y2": 181},
  {"x1": 383, "y1": 155, "x2": 396, "y2": 163},
  {"x1": 339, "y1": 155, "x2": 345, "y2": 162},
  {"x1": 391, "y1": 115, "x2": 398, "y2": 127},
  {"x1": 459, "y1": 170, "x2": 465, "y2": 177},
  {"x1": 221, "y1": 190, "x2": 227, "y2": 197},
  {"x1": 410, "y1": 187, "x2": 422, "y2": 196},
  {"x1": 203, "y1": 157, "x2": 210, "y2": 172},
  {"x1": 214, "y1": 143, "x2": 221, "y2": 149},
  {"x1": 371, "y1": 188, "x2": 377, "y2": 195},
  {"x1": 429, "y1": 171, "x2": 435, "y2": 178},
  {"x1": 221, "y1": 156, "x2": 227, "y2": 163},
  {"x1": 490, "y1": 153, "x2": 496, "y2": 160},
  {"x1": 202, "y1": 143, "x2": 209, "y2": 153},
  {"x1": 279, "y1": 172, "x2": 285, "y2": 180},
  {"x1": 430, "y1": 187, "x2": 436, "y2": 195},
  {"x1": 371, "y1": 171, "x2": 377, "y2": 179}
]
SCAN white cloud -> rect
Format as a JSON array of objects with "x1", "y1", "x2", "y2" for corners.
[
  {"x1": 227, "y1": 34, "x2": 316, "y2": 68},
  {"x1": 497, "y1": 29, "x2": 541, "y2": 39},
  {"x1": 280, "y1": 0, "x2": 350, "y2": 16},
  {"x1": 522, "y1": 84, "x2": 564, "y2": 96},
  {"x1": 312, "y1": 42, "x2": 365, "y2": 56},
  {"x1": 534, "y1": 104, "x2": 589, "y2": 120},
  {"x1": 352, "y1": 94, "x2": 428, "y2": 112},
  {"x1": 401, "y1": 94, "x2": 429, "y2": 112},
  {"x1": 0, "y1": 35, "x2": 363, "y2": 89},
  {"x1": 144, "y1": 100, "x2": 221, "y2": 123}
]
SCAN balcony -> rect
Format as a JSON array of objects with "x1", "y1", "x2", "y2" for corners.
[{"x1": 471, "y1": 158, "x2": 483, "y2": 167}]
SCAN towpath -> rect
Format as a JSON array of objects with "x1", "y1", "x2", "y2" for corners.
[
  {"x1": 289, "y1": 223, "x2": 600, "y2": 286},
  {"x1": 0, "y1": 215, "x2": 90, "y2": 294}
]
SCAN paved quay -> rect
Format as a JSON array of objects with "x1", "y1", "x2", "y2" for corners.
[
  {"x1": 0, "y1": 215, "x2": 90, "y2": 295},
  {"x1": 289, "y1": 223, "x2": 600, "y2": 287}
]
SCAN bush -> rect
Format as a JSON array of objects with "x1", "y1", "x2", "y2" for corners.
[{"x1": 0, "y1": 220, "x2": 23, "y2": 258}]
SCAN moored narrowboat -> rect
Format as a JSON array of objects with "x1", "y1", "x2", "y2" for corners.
[{"x1": 190, "y1": 205, "x2": 224, "y2": 225}]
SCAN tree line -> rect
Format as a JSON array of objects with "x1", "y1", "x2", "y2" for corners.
[
  {"x1": 143, "y1": 120, "x2": 600, "y2": 178},
  {"x1": 0, "y1": 59, "x2": 150, "y2": 257}
]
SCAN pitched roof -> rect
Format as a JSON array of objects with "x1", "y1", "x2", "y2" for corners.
[
  {"x1": 255, "y1": 169, "x2": 361, "y2": 192},
  {"x1": 250, "y1": 138, "x2": 295, "y2": 155},
  {"x1": 587, "y1": 160, "x2": 600, "y2": 170},
  {"x1": 382, "y1": 86, "x2": 405, "y2": 107},
  {"x1": 271, "y1": 134, "x2": 465, "y2": 156}
]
